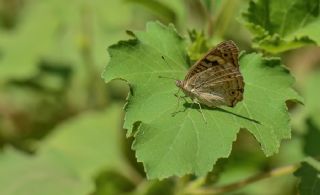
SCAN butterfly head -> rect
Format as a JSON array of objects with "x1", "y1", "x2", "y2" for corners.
[{"x1": 175, "y1": 80, "x2": 183, "y2": 88}]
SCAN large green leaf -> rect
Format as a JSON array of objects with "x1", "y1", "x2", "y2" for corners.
[
  {"x1": 242, "y1": 0, "x2": 320, "y2": 53},
  {"x1": 103, "y1": 22, "x2": 302, "y2": 179},
  {"x1": 294, "y1": 157, "x2": 320, "y2": 195}
]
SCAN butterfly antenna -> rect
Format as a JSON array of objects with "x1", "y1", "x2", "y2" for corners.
[
  {"x1": 158, "y1": 75, "x2": 176, "y2": 80},
  {"x1": 159, "y1": 56, "x2": 178, "y2": 80},
  {"x1": 161, "y1": 55, "x2": 171, "y2": 66}
]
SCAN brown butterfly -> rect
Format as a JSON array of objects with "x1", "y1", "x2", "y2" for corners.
[{"x1": 174, "y1": 40, "x2": 244, "y2": 120}]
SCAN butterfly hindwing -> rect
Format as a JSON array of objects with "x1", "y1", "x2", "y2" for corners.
[{"x1": 191, "y1": 67, "x2": 244, "y2": 107}]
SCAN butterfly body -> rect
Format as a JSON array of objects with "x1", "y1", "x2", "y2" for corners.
[{"x1": 176, "y1": 40, "x2": 244, "y2": 108}]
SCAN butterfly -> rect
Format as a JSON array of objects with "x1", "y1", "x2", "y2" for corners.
[{"x1": 174, "y1": 40, "x2": 244, "y2": 120}]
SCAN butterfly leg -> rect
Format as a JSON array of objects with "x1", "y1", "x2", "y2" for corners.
[
  {"x1": 195, "y1": 101, "x2": 207, "y2": 124},
  {"x1": 174, "y1": 88, "x2": 181, "y2": 97},
  {"x1": 172, "y1": 89, "x2": 189, "y2": 116},
  {"x1": 173, "y1": 89, "x2": 181, "y2": 110},
  {"x1": 175, "y1": 94, "x2": 188, "y2": 108},
  {"x1": 171, "y1": 95, "x2": 188, "y2": 116}
]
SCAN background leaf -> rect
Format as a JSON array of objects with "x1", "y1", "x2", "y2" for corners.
[
  {"x1": 39, "y1": 104, "x2": 129, "y2": 179},
  {"x1": 125, "y1": 0, "x2": 177, "y2": 24},
  {"x1": 0, "y1": 1, "x2": 59, "y2": 83},
  {"x1": 93, "y1": 170, "x2": 136, "y2": 195},
  {"x1": 0, "y1": 148, "x2": 93, "y2": 195},
  {"x1": 301, "y1": 72, "x2": 320, "y2": 158},
  {"x1": 305, "y1": 72, "x2": 320, "y2": 118},
  {"x1": 103, "y1": 21, "x2": 301, "y2": 179},
  {"x1": 303, "y1": 118, "x2": 320, "y2": 157},
  {"x1": 242, "y1": 0, "x2": 320, "y2": 53},
  {"x1": 0, "y1": 104, "x2": 132, "y2": 195},
  {"x1": 294, "y1": 157, "x2": 320, "y2": 195}
]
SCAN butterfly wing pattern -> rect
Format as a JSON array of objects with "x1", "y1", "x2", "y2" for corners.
[{"x1": 176, "y1": 40, "x2": 244, "y2": 107}]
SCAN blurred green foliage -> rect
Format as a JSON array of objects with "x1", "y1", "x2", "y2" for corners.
[
  {"x1": 294, "y1": 157, "x2": 320, "y2": 195},
  {"x1": 0, "y1": 0, "x2": 319, "y2": 194},
  {"x1": 242, "y1": 0, "x2": 320, "y2": 53}
]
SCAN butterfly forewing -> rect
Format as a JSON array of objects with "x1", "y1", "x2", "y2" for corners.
[{"x1": 184, "y1": 40, "x2": 240, "y2": 81}]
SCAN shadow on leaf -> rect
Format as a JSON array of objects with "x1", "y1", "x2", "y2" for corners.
[{"x1": 172, "y1": 102, "x2": 261, "y2": 125}]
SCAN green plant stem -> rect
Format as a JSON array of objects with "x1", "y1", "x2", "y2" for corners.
[
  {"x1": 187, "y1": 164, "x2": 299, "y2": 195},
  {"x1": 175, "y1": 175, "x2": 193, "y2": 195},
  {"x1": 81, "y1": 2, "x2": 108, "y2": 109},
  {"x1": 122, "y1": 163, "x2": 144, "y2": 186},
  {"x1": 198, "y1": 0, "x2": 214, "y2": 38},
  {"x1": 213, "y1": 0, "x2": 239, "y2": 38}
]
